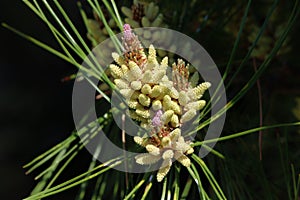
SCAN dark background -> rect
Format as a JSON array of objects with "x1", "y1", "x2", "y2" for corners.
[
  {"x1": 0, "y1": 1, "x2": 299, "y2": 200},
  {"x1": 0, "y1": 1, "x2": 80, "y2": 199}
]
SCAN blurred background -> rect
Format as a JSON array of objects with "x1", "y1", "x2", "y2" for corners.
[
  {"x1": 0, "y1": 0, "x2": 299, "y2": 199},
  {"x1": 0, "y1": 1, "x2": 79, "y2": 199}
]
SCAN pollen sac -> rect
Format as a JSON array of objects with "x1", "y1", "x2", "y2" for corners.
[
  {"x1": 169, "y1": 87, "x2": 179, "y2": 99},
  {"x1": 136, "y1": 108, "x2": 150, "y2": 119},
  {"x1": 141, "y1": 121, "x2": 151, "y2": 129},
  {"x1": 148, "y1": 45, "x2": 158, "y2": 64},
  {"x1": 142, "y1": 70, "x2": 152, "y2": 83},
  {"x1": 138, "y1": 93, "x2": 151, "y2": 107},
  {"x1": 112, "y1": 52, "x2": 124, "y2": 66},
  {"x1": 128, "y1": 61, "x2": 142, "y2": 79},
  {"x1": 141, "y1": 84, "x2": 151, "y2": 95},
  {"x1": 162, "y1": 150, "x2": 174, "y2": 159},
  {"x1": 180, "y1": 109, "x2": 197, "y2": 123},
  {"x1": 186, "y1": 100, "x2": 206, "y2": 110},
  {"x1": 170, "y1": 114, "x2": 179, "y2": 128},
  {"x1": 146, "y1": 144, "x2": 160, "y2": 156},
  {"x1": 175, "y1": 153, "x2": 191, "y2": 167},
  {"x1": 114, "y1": 79, "x2": 129, "y2": 89},
  {"x1": 130, "y1": 91, "x2": 140, "y2": 100},
  {"x1": 150, "y1": 85, "x2": 162, "y2": 98},
  {"x1": 151, "y1": 14, "x2": 163, "y2": 27},
  {"x1": 162, "y1": 95, "x2": 172, "y2": 106},
  {"x1": 169, "y1": 101, "x2": 181, "y2": 115},
  {"x1": 141, "y1": 17, "x2": 151, "y2": 27},
  {"x1": 109, "y1": 64, "x2": 123, "y2": 78},
  {"x1": 178, "y1": 91, "x2": 190, "y2": 106},
  {"x1": 128, "y1": 110, "x2": 147, "y2": 122},
  {"x1": 123, "y1": 70, "x2": 135, "y2": 82},
  {"x1": 152, "y1": 69, "x2": 165, "y2": 83},
  {"x1": 135, "y1": 154, "x2": 161, "y2": 165},
  {"x1": 192, "y1": 82, "x2": 211, "y2": 99},
  {"x1": 134, "y1": 136, "x2": 147, "y2": 147},
  {"x1": 161, "y1": 110, "x2": 174, "y2": 124},
  {"x1": 161, "y1": 56, "x2": 168, "y2": 68},
  {"x1": 127, "y1": 100, "x2": 139, "y2": 109},
  {"x1": 152, "y1": 100, "x2": 162, "y2": 110},
  {"x1": 131, "y1": 80, "x2": 142, "y2": 90},
  {"x1": 162, "y1": 95, "x2": 181, "y2": 114},
  {"x1": 161, "y1": 75, "x2": 171, "y2": 83},
  {"x1": 157, "y1": 159, "x2": 172, "y2": 182},
  {"x1": 120, "y1": 88, "x2": 134, "y2": 99},
  {"x1": 186, "y1": 147, "x2": 194, "y2": 155},
  {"x1": 161, "y1": 136, "x2": 171, "y2": 147},
  {"x1": 157, "y1": 86, "x2": 169, "y2": 99},
  {"x1": 121, "y1": 64, "x2": 129, "y2": 74},
  {"x1": 121, "y1": 7, "x2": 133, "y2": 20},
  {"x1": 145, "y1": 2, "x2": 159, "y2": 21},
  {"x1": 124, "y1": 18, "x2": 140, "y2": 28},
  {"x1": 171, "y1": 129, "x2": 181, "y2": 142}
]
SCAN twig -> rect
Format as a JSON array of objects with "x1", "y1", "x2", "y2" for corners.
[
  {"x1": 122, "y1": 114, "x2": 129, "y2": 188},
  {"x1": 253, "y1": 58, "x2": 263, "y2": 160}
]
